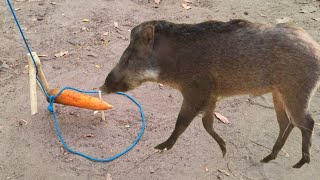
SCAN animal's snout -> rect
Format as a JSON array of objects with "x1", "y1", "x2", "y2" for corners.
[{"x1": 100, "y1": 70, "x2": 130, "y2": 93}]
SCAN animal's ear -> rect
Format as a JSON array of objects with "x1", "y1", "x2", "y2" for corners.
[{"x1": 142, "y1": 25, "x2": 155, "y2": 45}]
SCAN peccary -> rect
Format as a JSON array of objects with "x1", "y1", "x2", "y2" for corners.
[{"x1": 100, "y1": 19, "x2": 320, "y2": 168}]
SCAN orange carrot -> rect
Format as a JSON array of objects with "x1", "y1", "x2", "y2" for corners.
[{"x1": 48, "y1": 88, "x2": 113, "y2": 110}]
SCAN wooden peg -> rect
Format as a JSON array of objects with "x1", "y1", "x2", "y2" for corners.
[
  {"x1": 99, "y1": 91, "x2": 106, "y2": 121},
  {"x1": 27, "y1": 52, "x2": 50, "y2": 96},
  {"x1": 27, "y1": 53, "x2": 38, "y2": 115}
]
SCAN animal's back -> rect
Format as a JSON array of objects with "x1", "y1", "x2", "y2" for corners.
[{"x1": 156, "y1": 20, "x2": 320, "y2": 96}]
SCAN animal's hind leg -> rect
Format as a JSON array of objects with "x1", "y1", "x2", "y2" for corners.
[
  {"x1": 261, "y1": 90, "x2": 294, "y2": 163},
  {"x1": 202, "y1": 102, "x2": 226, "y2": 157},
  {"x1": 292, "y1": 113, "x2": 314, "y2": 168},
  {"x1": 282, "y1": 90, "x2": 315, "y2": 168}
]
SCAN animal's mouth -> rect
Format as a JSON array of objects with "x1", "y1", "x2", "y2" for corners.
[
  {"x1": 99, "y1": 82, "x2": 131, "y2": 94},
  {"x1": 99, "y1": 84, "x2": 110, "y2": 94}
]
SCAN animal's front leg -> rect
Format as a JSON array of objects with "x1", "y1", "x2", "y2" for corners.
[{"x1": 154, "y1": 97, "x2": 206, "y2": 151}]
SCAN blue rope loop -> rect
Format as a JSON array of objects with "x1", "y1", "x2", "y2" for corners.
[{"x1": 6, "y1": 0, "x2": 146, "y2": 162}]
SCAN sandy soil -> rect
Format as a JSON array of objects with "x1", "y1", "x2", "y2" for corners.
[{"x1": 1, "y1": 0, "x2": 320, "y2": 179}]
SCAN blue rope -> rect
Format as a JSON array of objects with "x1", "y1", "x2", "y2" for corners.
[{"x1": 7, "y1": 0, "x2": 146, "y2": 162}]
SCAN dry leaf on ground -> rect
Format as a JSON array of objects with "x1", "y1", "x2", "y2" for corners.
[
  {"x1": 214, "y1": 112, "x2": 230, "y2": 124},
  {"x1": 54, "y1": 51, "x2": 68, "y2": 58},
  {"x1": 82, "y1": 18, "x2": 90, "y2": 22},
  {"x1": 114, "y1": 21, "x2": 119, "y2": 28},
  {"x1": 85, "y1": 133, "x2": 95, "y2": 138},
  {"x1": 218, "y1": 169, "x2": 230, "y2": 176},
  {"x1": 106, "y1": 173, "x2": 112, "y2": 180},
  {"x1": 276, "y1": 17, "x2": 293, "y2": 23},
  {"x1": 281, "y1": 149, "x2": 290, "y2": 158},
  {"x1": 312, "y1": 17, "x2": 320, "y2": 21},
  {"x1": 81, "y1": 27, "x2": 89, "y2": 31},
  {"x1": 154, "y1": 0, "x2": 161, "y2": 4},
  {"x1": 181, "y1": 3, "x2": 192, "y2": 10}
]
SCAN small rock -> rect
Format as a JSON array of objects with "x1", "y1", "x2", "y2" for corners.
[
  {"x1": 69, "y1": 111, "x2": 79, "y2": 117},
  {"x1": 150, "y1": 167, "x2": 155, "y2": 173},
  {"x1": 17, "y1": 121, "x2": 23, "y2": 126},
  {"x1": 81, "y1": 27, "x2": 89, "y2": 31},
  {"x1": 60, "y1": 147, "x2": 65, "y2": 154},
  {"x1": 0, "y1": 61, "x2": 9, "y2": 69},
  {"x1": 244, "y1": 11, "x2": 249, "y2": 15},
  {"x1": 52, "y1": 65, "x2": 61, "y2": 70}
]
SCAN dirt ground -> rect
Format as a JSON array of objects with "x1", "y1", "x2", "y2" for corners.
[{"x1": 1, "y1": 0, "x2": 320, "y2": 179}]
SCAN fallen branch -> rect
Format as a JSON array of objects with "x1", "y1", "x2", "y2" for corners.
[
  {"x1": 125, "y1": 151, "x2": 158, "y2": 175},
  {"x1": 249, "y1": 140, "x2": 271, "y2": 150},
  {"x1": 249, "y1": 140, "x2": 289, "y2": 158}
]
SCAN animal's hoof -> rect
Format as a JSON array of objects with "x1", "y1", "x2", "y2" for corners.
[
  {"x1": 292, "y1": 157, "x2": 310, "y2": 168},
  {"x1": 219, "y1": 143, "x2": 227, "y2": 157},
  {"x1": 261, "y1": 154, "x2": 275, "y2": 163},
  {"x1": 154, "y1": 141, "x2": 173, "y2": 151}
]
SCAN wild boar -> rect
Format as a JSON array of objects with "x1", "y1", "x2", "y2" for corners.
[{"x1": 100, "y1": 19, "x2": 320, "y2": 168}]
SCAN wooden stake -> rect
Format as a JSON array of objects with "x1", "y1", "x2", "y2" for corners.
[
  {"x1": 99, "y1": 91, "x2": 106, "y2": 121},
  {"x1": 27, "y1": 52, "x2": 50, "y2": 96},
  {"x1": 27, "y1": 53, "x2": 38, "y2": 115}
]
